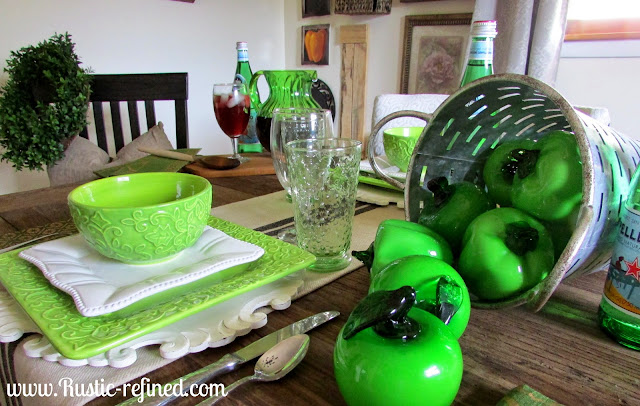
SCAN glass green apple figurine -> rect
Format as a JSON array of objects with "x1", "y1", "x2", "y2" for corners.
[
  {"x1": 369, "y1": 255, "x2": 471, "y2": 339},
  {"x1": 352, "y1": 219, "x2": 454, "y2": 279},
  {"x1": 334, "y1": 286, "x2": 464, "y2": 406}
]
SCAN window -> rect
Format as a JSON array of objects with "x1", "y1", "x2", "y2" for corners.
[{"x1": 565, "y1": 0, "x2": 640, "y2": 41}]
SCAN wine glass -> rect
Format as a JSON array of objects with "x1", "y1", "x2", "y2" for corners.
[
  {"x1": 213, "y1": 82, "x2": 251, "y2": 163},
  {"x1": 270, "y1": 107, "x2": 334, "y2": 243}
]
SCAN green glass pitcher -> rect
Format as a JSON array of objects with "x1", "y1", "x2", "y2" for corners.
[{"x1": 249, "y1": 70, "x2": 321, "y2": 151}]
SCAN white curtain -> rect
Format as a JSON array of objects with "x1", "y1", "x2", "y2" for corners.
[{"x1": 472, "y1": 0, "x2": 569, "y2": 86}]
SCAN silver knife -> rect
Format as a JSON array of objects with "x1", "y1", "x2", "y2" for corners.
[
  {"x1": 121, "y1": 310, "x2": 340, "y2": 406},
  {"x1": 0, "y1": 233, "x2": 58, "y2": 254}
]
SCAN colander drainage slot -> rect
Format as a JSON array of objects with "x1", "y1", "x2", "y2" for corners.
[
  {"x1": 466, "y1": 126, "x2": 482, "y2": 143},
  {"x1": 536, "y1": 122, "x2": 560, "y2": 133},
  {"x1": 464, "y1": 94, "x2": 485, "y2": 108},
  {"x1": 521, "y1": 104, "x2": 545, "y2": 110},
  {"x1": 514, "y1": 113, "x2": 535, "y2": 125},
  {"x1": 419, "y1": 165, "x2": 428, "y2": 188},
  {"x1": 469, "y1": 105, "x2": 488, "y2": 120},
  {"x1": 515, "y1": 123, "x2": 535, "y2": 137}
]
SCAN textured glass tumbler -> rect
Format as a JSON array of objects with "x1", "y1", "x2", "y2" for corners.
[
  {"x1": 285, "y1": 138, "x2": 362, "y2": 272},
  {"x1": 271, "y1": 108, "x2": 334, "y2": 243}
]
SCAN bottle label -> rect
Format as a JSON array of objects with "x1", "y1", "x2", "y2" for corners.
[
  {"x1": 237, "y1": 49, "x2": 248, "y2": 62},
  {"x1": 603, "y1": 206, "x2": 640, "y2": 317},
  {"x1": 468, "y1": 39, "x2": 493, "y2": 62}
]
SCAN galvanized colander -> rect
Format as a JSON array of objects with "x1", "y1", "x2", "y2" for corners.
[{"x1": 369, "y1": 73, "x2": 640, "y2": 311}]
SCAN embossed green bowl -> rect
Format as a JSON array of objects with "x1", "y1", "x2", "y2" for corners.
[
  {"x1": 68, "y1": 173, "x2": 212, "y2": 264},
  {"x1": 383, "y1": 127, "x2": 424, "y2": 172}
]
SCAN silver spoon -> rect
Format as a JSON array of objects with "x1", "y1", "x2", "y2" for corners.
[{"x1": 195, "y1": 334, "x2": 310, "y2": 405}]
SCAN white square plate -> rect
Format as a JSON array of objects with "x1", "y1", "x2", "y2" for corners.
[
  {"x1": 359, "y1": 156, "x2": 407, "y2": 181},
  {"x1": 19, "y1": 226, "x2": 265, "y2": 317}
]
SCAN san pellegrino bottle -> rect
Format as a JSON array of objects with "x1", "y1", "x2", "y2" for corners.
[
  {"x1": 460, "y1": 20, "x2": 497, "y2": 87},
  {"x1": 234, "y1": 41, "x2": 262, "y2": 153},
  {"x1": 599, "y1": 164, "x2": 640, "y2": 350}
]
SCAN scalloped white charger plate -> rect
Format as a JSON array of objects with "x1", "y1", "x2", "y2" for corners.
[{"x1": 19, "y1": 226, "x2": 265, "y2": 317}]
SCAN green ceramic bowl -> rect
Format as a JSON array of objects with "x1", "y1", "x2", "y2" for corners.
[
  {"x1": 383, "y1": 127, "x2": 423, "y2": 172},
  {"x1": 68, "y1": 172, "x2": 212, "y2": 264}
]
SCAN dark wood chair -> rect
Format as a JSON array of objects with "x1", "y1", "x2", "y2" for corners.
[{"x1": 79, "y1": 73, "x2": 189, "y2": 153}]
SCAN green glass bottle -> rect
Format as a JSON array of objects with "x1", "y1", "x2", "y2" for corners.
[
  {"x1": 599, "y1": 164, "x2": 640, "y2": 350},
  {"x1": 459, "y1": 20, "x2": 497, "y2": 87},
  {"x1": 234, "y1": 41, "x2": 262, "y2": 153}
]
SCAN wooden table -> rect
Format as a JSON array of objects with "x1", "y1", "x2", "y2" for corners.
[{"x1": 1, "y1": 175, "x2": 639, "y2": 406}]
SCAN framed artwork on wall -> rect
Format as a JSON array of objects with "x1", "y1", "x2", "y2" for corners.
[
  {"x1": 302, "y1": 24, "x2": 330, "y2": 65},
  {"x1": 400, "y1": 13, "x2": 472, "y2": 94},
  {"x1": 303, "y1": 0, "x2": 331, "y2": 17}
]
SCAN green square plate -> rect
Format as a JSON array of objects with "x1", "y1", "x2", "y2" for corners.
[
  {"x1": 358, "y1": 173, "x2": 402, "y2": 191},
  {"x1": 0, "y1": 216, "x2": 315, "y2": 360}
]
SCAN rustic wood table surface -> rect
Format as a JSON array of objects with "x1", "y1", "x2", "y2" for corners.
[{"x1": 0, "y1": 173, "x2": 638, "y2": 406}]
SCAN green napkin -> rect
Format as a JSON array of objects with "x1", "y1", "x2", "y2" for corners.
[
  {"x1": 496, "y1": 385, "x2": 563, "y2": 406},
  {"x1": 94, "y1": 148, "x2": 201, "y2": 178}
]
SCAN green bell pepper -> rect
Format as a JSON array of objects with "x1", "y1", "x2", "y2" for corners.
[
  {"x1": 353, "y1": 219, "x2": 453, "y2": 279},
  {"x1": 482, "y1": 139, "x2": 537, "y2": 207},
  {"x1": 418, "y1": 177, "x2": 494, "y2": 253},
  {"x1": 369, "y1": 255, "x2": 470, "y2": 339},
  {"x1": 484, "y1": 131, "x2": 582, "y2": 221},
  {"x1": 458, "y1": 207, "x2": 555, "y2": 301}
]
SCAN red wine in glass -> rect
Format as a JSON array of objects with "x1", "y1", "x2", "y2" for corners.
[{"x1": 213, "y1": 83, "x2": 250, "y2": 163}]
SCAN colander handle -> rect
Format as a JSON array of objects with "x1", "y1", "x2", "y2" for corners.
[{"x1": 368, "y1": 110, "x2": 433, "y2": 190}]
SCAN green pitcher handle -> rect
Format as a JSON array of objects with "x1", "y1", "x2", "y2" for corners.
[{"x1": 248, "y1": 70, "x2": 264, "y2": 113}]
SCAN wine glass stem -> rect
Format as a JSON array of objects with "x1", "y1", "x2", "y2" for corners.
[{"x1": 230, "y1": 137, "x2": 241, "y2": 160}]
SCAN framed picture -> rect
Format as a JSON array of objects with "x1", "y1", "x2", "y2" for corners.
[
  {"x1": 302, "y1": 0, "x2": 331, "y2": 17},
  {"x1": 400, "y1": 14, "x2": 472, "y2": 94},
  {"x1": 302, "y1": 24, "x2": 330, "y2": 65}
]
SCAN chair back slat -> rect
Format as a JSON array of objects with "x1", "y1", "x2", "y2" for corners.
[
  {"x1": 79, "y1": 73, "x2": 189, "y2": 153},
  {"x1": 92, "y1": 101, "x2": 108, "y2": 152},
  {"x1": 110, "y1": 101, "x2": 125, "y2": 152},
  {"x1": 144, "y1": 101, "x2": 157, "y2": 133},
  {"x1": 127, "y1": 101, "x2": 141, "y2": 140},
  {"x1": 175, "y1": 100, "x2": 189, "y2": 150}
]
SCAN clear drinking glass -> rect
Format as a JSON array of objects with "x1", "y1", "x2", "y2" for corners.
[
  {"x1": 270, "y1": 108, "x2": 333, "y2": 243},
  {"x1": 285, "y1": 138, "x2": 362, "y2": 272},
  {"x1": 213, "y1": 82, "x2": 251, "y2": 163}
]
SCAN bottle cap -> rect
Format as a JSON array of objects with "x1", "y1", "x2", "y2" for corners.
[
  {"x1": 470, "y1": 20, "x2": 497, "y2": 38},
  {"x1": 236, "y1": 41, "x2": 248, "y2": 50}
]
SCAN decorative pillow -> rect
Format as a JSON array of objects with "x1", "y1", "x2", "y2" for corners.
[
  {"x1": 101, "y1": 122, "x2": 174, "y2": 169},
  {"x1": 47, "y1": 136, "x2": 110, "y2": 186},
  {"x1": 117, "y1": 122, "x2": 173, "y2": 161}
]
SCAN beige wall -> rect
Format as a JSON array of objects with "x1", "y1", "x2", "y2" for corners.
[
  {"x1": 556, "y1": 56, "x2": 639, "y2": 139},
  {"x1": 1, "y1": 0, "x2": 638, "y2": 195}
]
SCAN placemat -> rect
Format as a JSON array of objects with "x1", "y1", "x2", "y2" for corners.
[
  {"x1": 496, "y1": 385, "x2": 563, "y2": 406},
  {"x1": 4, "y1": 190, "x2": 404, "y2": 405},
  {"x1": 94, "y1": 148, "x2": 201, "y2": 178}
]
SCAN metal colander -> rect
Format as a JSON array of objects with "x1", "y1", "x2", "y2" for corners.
[{"x1": 369, "y1": 73, "x2": 640, "y2": 311}]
